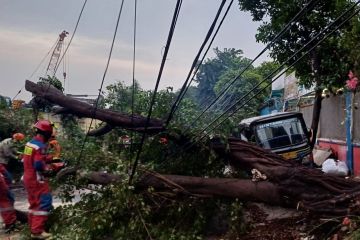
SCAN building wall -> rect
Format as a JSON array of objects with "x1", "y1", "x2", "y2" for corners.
[
  {"x1": 353, "y1": 93, "x2": 360, "y2": 142},
  {"x1": 319, "y1": 95, "x2": 346, "y2": 141},
  {"x1": 297, "y1": 94, "x2": 360, "y2": 175},
  {"x1": 299, "y1": 104, "x2": 313, "y2": 129},
  {"x1": 274, "y1": 71, "x2": 360, "y2": 175},
  {"x1": 307, "y1": 94, "x2": 360, "y2": 176},
  {"x1": 317, "y1": 139, "x2": 360, "y2": 176},
  {"x1": 316, "y1": 93, "x2": 360, "y2": 142},
  {"x1": 40, "y1": 113, "x2": 63, "y2": 133},
  {"x1": 77, "y1": 118, "x2": 102, "y2": 132},
  {"x1": 354, "y1": 145, "x2": 360, "y2": 176},
  {"x1": 40, "y1": 112, "x2": 102, "y2": 134},
  {"x1": 283, "y1": 72, "x2": 298, "y2": 100}
]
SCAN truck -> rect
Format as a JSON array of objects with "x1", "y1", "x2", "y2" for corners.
[{"x1": 236, "y1": 112, "x2": 312, "y2": 163}]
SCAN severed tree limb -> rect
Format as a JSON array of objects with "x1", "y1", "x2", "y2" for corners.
[
  {"x1": 25, "y1": 80, "x2": 165, "y2": 133},
  {"x1": 57, "y1": 168, "x2": 282, "y2": 205},
  {"x1": 56, "y1": 164, "x2": 360, "y2": 216},
  {"x1": 78, "y1": 170, "x2": 123, "y2": 185},
  {"x1": 87, "y1": 123, "x2": 114, "y2": 136},
  {"x1": 56, "y1": 166, "x2": 79, "y2": 181},
  {"x1": 52, "y1": 106, "x2": 83, "y2": 116},
  {"x1": 31, "y1": 76, "x2": 359, "y2": 216},
  {"x1": 221, "y1": 138, "x2": 360, "y2": 215},
  {"x1": 137, "y1": 173, "x2": 282, "y2": 205},
  {"x1": 54, "y1": 135, "x2": 360, "y2": 216},
  {"x1": 55, "y1": 137, "x2": 360, "y2": 216}
]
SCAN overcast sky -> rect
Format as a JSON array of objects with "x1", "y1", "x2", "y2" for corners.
[{"x1": 0, "y1": 0, "x2": 269, "y2": 102}]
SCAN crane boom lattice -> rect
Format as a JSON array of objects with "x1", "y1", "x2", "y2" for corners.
[{"x1": 45, "y1": 30, "x2": 68, "y2": 77}]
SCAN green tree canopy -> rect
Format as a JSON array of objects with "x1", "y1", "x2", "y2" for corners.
[
  {"x1": 195, "y1": 48, "x2": 252, "y2": 106},
  {"x1": 238, "y1": 0, "x2": 360, "y2": 89},
  {"x1": 188, "y1": 47, "x2": 279, "y2": 134},
  {"x1": 238, "y1": 0, "x2": 360, "y2": 146}
]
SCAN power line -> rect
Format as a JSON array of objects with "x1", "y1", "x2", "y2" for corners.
[
  {"x1": 130, "y1": 0, "x2": 138, "y2": 153},
  {"x1": 29, "y1": 38, "x2": 59, "y2": 80},
  {"x1": 76, "y1": 0, "x2": 125, "y2": 165},
  {"x1": 167, "y1": 0, "x2": 234, "y2": 125},
  {"x1": 165, "y1": 0, "x2": 227, "y2": 126},
  {"x1": 205, "y1": 3, "x2": 360, "y2": 136},
  {"x1": 30, "y1": 0, "x2": 88, "y2": 115},
  {"x1": 129, "y1": 0, "x2": 183, "y2": 184},
  {"x1": 54, "y1": 0, "x2": 88, "y2": 76},
  {"x1": 196, "y1": 0, "x2": 360, "y2": 138},
  {"x1": 167, "y1": 0, "x2": 360, "y2": 160},
  {"x1": 181, "y1": 0, "x2": 319, "y2": 133}
]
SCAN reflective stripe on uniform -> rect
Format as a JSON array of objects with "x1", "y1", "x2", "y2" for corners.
[
  {"x1": 26, "y1": 143, "x2": 40, "y2": 150},
  {"x1": 23, "y1": 146, "x2": 33, "y2": 155},
  {"x1": 28, "y1": 210, "x2": 49, "y2": 216},
  {"x1": 0, "y1": 207, "x2": 14, "y2": 212}
]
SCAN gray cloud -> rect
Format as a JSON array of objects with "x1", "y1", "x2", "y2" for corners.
[{"x1": 0, "y1": 0, "x2": 269, "y2": 102}]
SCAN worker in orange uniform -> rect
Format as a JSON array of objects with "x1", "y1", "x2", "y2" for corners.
[
  {"x1": 48, "y1": 134, "x2": 61, "y2": 161},
  {"x1": 0, "y1": 133, "x2": 25, "y2": 165},
  {"x1": 0, "y1": 133, "x2": 25, "y2": 233},
  {"x1": 45, "y1": 133, "x2": 64, "y2": 174},
  {"x1": 23, "y1": 120, "x2": 53, "y2": 239}
]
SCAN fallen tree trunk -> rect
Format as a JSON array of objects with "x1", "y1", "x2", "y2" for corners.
[
  {"x1": 59, "y1": 158, "x2": 360, "y2": 216},
  {"x1": 138, "y1": 173, "x2": 282, "y2": 205},
  {"x1": 216, "y1": 138, "x2": 360, "y2": 215},
  {"x1": 58, "y1": 168, "x2": 282, "y2": 204},
  {"x1": 27, "y1": 80, "x2": 360, "y2": 216},
  {"x1": 25, "y1": 80, "x2": 165, "y2": 133}
]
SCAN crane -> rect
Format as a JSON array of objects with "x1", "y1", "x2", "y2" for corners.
[{"x1": 45, "y1": 30, "x2": 68, "y2": 78}]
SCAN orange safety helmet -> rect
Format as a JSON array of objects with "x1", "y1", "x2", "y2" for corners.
[
  {"x1": 34, "y1": 120, "x2": 53, "y2": 133},
  {"x1": 13, "y1": 133, "x2": 25, "y2": 141}
]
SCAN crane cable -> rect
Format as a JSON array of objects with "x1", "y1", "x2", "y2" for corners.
[
  {"x1": 32, "y1": 0, "x2": 88, "y2": 110},
  {"x1": 12, "y1": 38, "x2": 59, "y2": 101},
  {"x1": 181, "y1": 0, "x2": 319, "y2": 133},
  {"x1": 30, "y1": 38, "x2": 59, "y2": 81},
  {"x1": 62, "y1": 38, "x2": 67, "y2": 92},
  {"x1": 165, "y1": 0, "x2": 228, "y2": 126},
  {"x1": 53, "y1": 0, "x2": 88, "y2": 76},
  {"x1": 165, "y1": 0, "x2": 360, "y2": 161},
  {"x1": 128, "y1": 0, "x2": 183, "y2": 184},
  {"x1": 76, "y1": 0, "x2": 125, "y2": 165}
]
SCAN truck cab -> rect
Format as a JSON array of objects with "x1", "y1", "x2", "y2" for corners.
[{"x1": 237, "y1": 112, "x2": 312, "y2": 162}]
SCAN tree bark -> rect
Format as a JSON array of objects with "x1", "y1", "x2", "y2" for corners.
[
  {"x1": 25, "y1": 80, "x2": 165, "y2": 133},
  {"x1": 309, "y1": 50, "x2": 323, "y2": 149},
  {"x1": 222, "y1": 138, "x2": 360, "y2": 215},
  {"x1": 27, "y1": 79, "x2": 360, "y2": 216},
  {"x1": 138, "y1": 173, "x2": 283, "y2": 205},
  {"x1": 58, "y1": 138, "x2": 360, "y2": 216},
  {"x1": 310, "y1": 89, "x2": 322, "y2": 148},
  {"x1": 87, "y1": 123, "x2": 114, "y2": 136}
]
